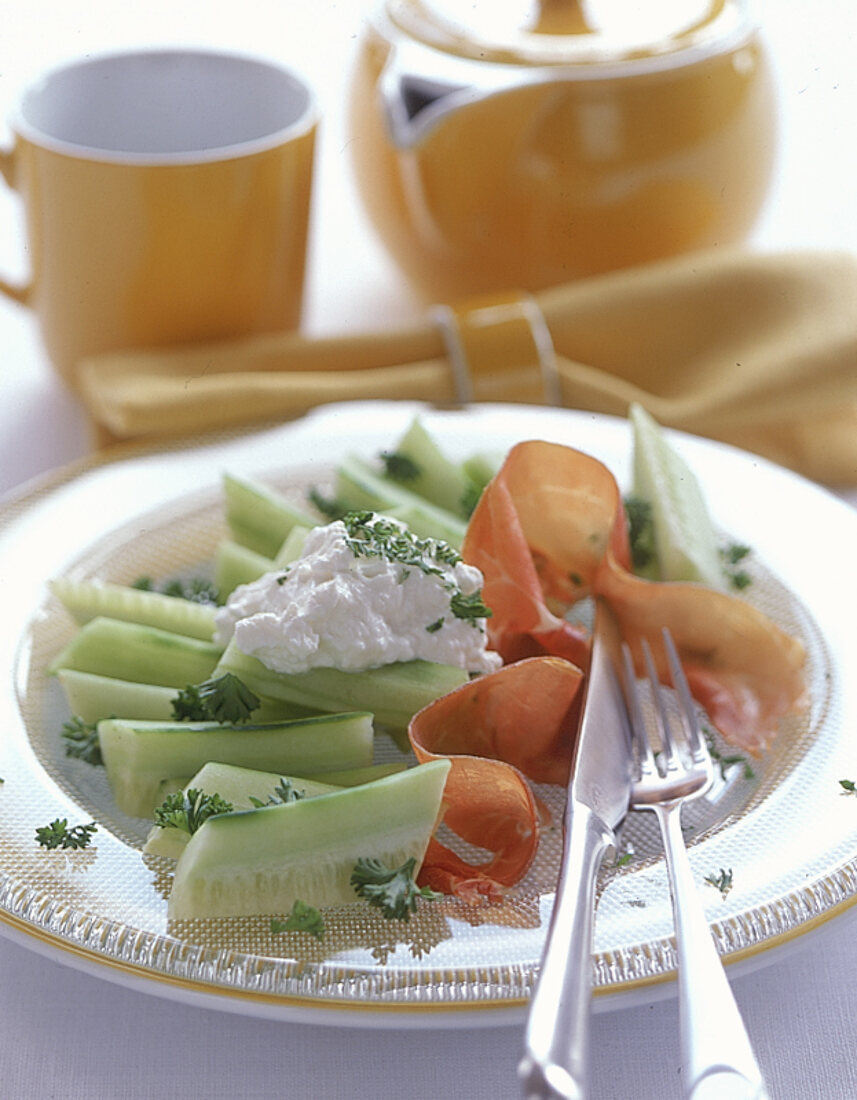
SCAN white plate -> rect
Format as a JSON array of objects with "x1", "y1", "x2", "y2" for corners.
[{"x1": 0, "y1": 400, "x2": 854, "y2": 1029}]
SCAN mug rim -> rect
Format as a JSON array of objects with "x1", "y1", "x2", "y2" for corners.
[{"x1": 8, "y1": 47, "x2": 319, "y2": 166}]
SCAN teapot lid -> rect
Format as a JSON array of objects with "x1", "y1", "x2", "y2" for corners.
[{"x1": 384, "y1": 0, "x2": 752, "y2": 67}]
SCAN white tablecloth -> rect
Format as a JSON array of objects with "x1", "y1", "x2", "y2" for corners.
[{"x1": 1, "y1": 3, "x2": 856, "y2": 1097}]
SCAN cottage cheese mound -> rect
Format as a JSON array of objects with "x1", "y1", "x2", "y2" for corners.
[{"x1": 214, "y1": 514, "x2": 502, "y2": 675}]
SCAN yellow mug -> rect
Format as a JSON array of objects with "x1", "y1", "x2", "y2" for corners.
[{"x1": 0, "y1": 49, "x2": 317, "y2": 386}]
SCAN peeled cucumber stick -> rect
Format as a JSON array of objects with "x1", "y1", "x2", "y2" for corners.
[
  {"x1": 334, "y1": 456, "x2": 467, "y2": 548},
  {"x1": 50, "y1": 578, "x2": 217, "y2": 640},
  {"x1": 167, "y1": 759, "x2": 450, "y2": 921},
  {"x1": 98, "y1": 711, "x2": 374, "y2": 817},
  {"x1": 214, "y1": 638, "x2": 468, "y2": 737},
  {"x1": 49, "y1": 616, "x2": 223, "y2": 688},
  {"x1": 55, "y1": 669, "x2": 314, "y2": 725},
  {"x1": 149, "y1": 760, "x2": 406, "y2": 814},
  {"x1": 143, "y1": 762, "x2": 344, "y2": 860},
  {"x1": 390, "y1": 417, "x2": 479, "y2": 519},
  {"x1": 214, "y1": 540, "x2": 274, "y2": 598},
  {"x1": 630, "y1": 403, "x2": 727, "y2": 589},
  {"x1": 223, "y1": 472, "x2": 316, "y2": 558}
]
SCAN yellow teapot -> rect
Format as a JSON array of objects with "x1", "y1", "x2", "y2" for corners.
[{"x1": 349, "y1": 0, "x2": 777, "y2": 300}]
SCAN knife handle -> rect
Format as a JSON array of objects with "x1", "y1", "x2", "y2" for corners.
[{"x1": 518, "y1": 802, "x2": 613, "y2": 1100}]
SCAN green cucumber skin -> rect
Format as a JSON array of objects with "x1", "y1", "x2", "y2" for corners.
[
  {"x1": 223, "y1": 473, "x2": 316, "y2": 558},
  {"x1": 143, "y1": 761, "x2": 342, "y2": 860},
  {"x1": 49, "y1": 616, "x2": 222, "y2": 688},
  {"x1": 50, "y1": 578, "x2": 218, "y2": 640},
  {"x1": 215, "y1": 639, "x2": 468, "y2": 734},
  {"x1": 56, "y1": 669, "x2": 315, "y2": 725},
  {"x1": 167, "y1": 759, "x2": 450, "y2": 920},
  {"x1": 99, "y1": 712, "x2": 374, "y2": 818},
  {"x1": 334, "y1": 456, "x2": 467, "y2": 548},
  {"x1": 302, "y1": 762, "x2": 406, "y2": 786}
]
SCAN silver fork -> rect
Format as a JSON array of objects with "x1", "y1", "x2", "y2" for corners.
[{"x1": 623, "y1": 629, "x2": 769, "y2": 1100}]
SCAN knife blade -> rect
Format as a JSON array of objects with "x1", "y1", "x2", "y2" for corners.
[{"x1": 519, "y1": 598, "x2": 634, "y2": 1100}]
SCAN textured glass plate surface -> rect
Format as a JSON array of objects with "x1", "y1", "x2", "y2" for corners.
[{"x1": 0, "y1": 401, "x2": 855, "y2": 1029}]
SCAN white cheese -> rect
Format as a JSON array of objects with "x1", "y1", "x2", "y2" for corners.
[{"x1": 214, "y1": 514, "x2": 502, "y2": 675}]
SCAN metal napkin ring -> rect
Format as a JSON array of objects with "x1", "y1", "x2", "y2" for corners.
[{"x1": 431, "y1": 291, "x2": 561, "y2": 407}]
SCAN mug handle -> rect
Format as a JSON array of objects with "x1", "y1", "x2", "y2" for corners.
[{"x1": 0, "y1": 146, "x2": 33, "y2": 306}]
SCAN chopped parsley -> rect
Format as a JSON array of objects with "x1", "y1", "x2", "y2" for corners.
[
  {"x1": 839, "y1": 779, "x2": 857, "y2": 795},
  {"x1": 342, "y1": 511, "x2": 461, "y2": 576},
  {"x1": 450, "y1": 589, "x2": 492, "y2": 623},
  {"x1": 704, "y1": 867, "x2": 734, "y2": 898},
  {"x1": 704, "y1": 728, "x2": 755, "y2": 781},
  {"x1": 341, "y1": 511, "x2": 491, "y2": 629}
]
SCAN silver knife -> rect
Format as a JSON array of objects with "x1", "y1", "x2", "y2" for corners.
[{"x1": 519, "y1": 598, "x2": 634, "y2": 1100}]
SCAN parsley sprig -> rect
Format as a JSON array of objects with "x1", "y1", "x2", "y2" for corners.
[
  {"x1": 351, "y1": 856, "x2": 442, "y2": 922},
  {"x1": 132, "y1": 574, "x2": 218, "y2": 605},
  {"x1": 61, "y1": 716, "x2": 103, "y2": 766},
  {"x1": 624, "y1": 495, "x2": 656, "y2": 572},
  {"x1": 307, "y1": 486, "x2": 346, "y2": 521},
  {"x1": 36, "y1": 818, "x2": 97, "y2": 850},
  {"x1": 720, "y1": 543, "x2": 753, "y2": 590},
  {"x1": 171, "y1": 672, "x2": 260, "y2": 724},
  {"x1": 248, "y1": 778, "x2": 306, "y2": 807},
  {"x1": 153, "y1": 789, "x2": 233, "y2": 835},
  {"x1": 380, "y1": 450, "x2": 421, "y2": 482},
  {"x1": 270, "y1": 899, "x2": 325, "y2": 941}
]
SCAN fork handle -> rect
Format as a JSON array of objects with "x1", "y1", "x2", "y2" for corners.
[
  {"x1": 655, "y1": 803, "x2": 769, "y2": 1100},
  {"x1": 518, "y1": 802, "x2": 613, "y2": 1100}
]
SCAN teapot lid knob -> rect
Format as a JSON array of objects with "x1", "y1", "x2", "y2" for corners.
[
  {"x1": 383, "y1": 0, "x2": 753, "y2": 66},
  {"x1": 530, "y1": 0, "x2": 594, "y2": 36}
]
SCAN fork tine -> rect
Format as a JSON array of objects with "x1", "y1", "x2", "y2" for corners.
[
  {"x1": 640, "y1": 635, "x2": 680, "y2": 771},
  {"x1": 661, "y1": 627, "x2": 707, "y2": 764},
  {"x1": 621, "y1": 641, "x2": 657, "y2": 772}
]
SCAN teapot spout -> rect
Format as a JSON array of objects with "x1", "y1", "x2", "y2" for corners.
[
  {"x1": 379, "y1": 42, "x2": 523, "y2": 147},
  {"x1": 383, "y1": 73, "x2": 469, "y2": 145}
]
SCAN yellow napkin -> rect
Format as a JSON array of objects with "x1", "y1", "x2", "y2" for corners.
[{"x1": 76, "y1": 248, "x2": 857, "y2": 485}]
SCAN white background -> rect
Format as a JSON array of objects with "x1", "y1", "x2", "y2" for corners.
[{"x1": 1, "y1": 2, "x2": 856, "y2": 1098}]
